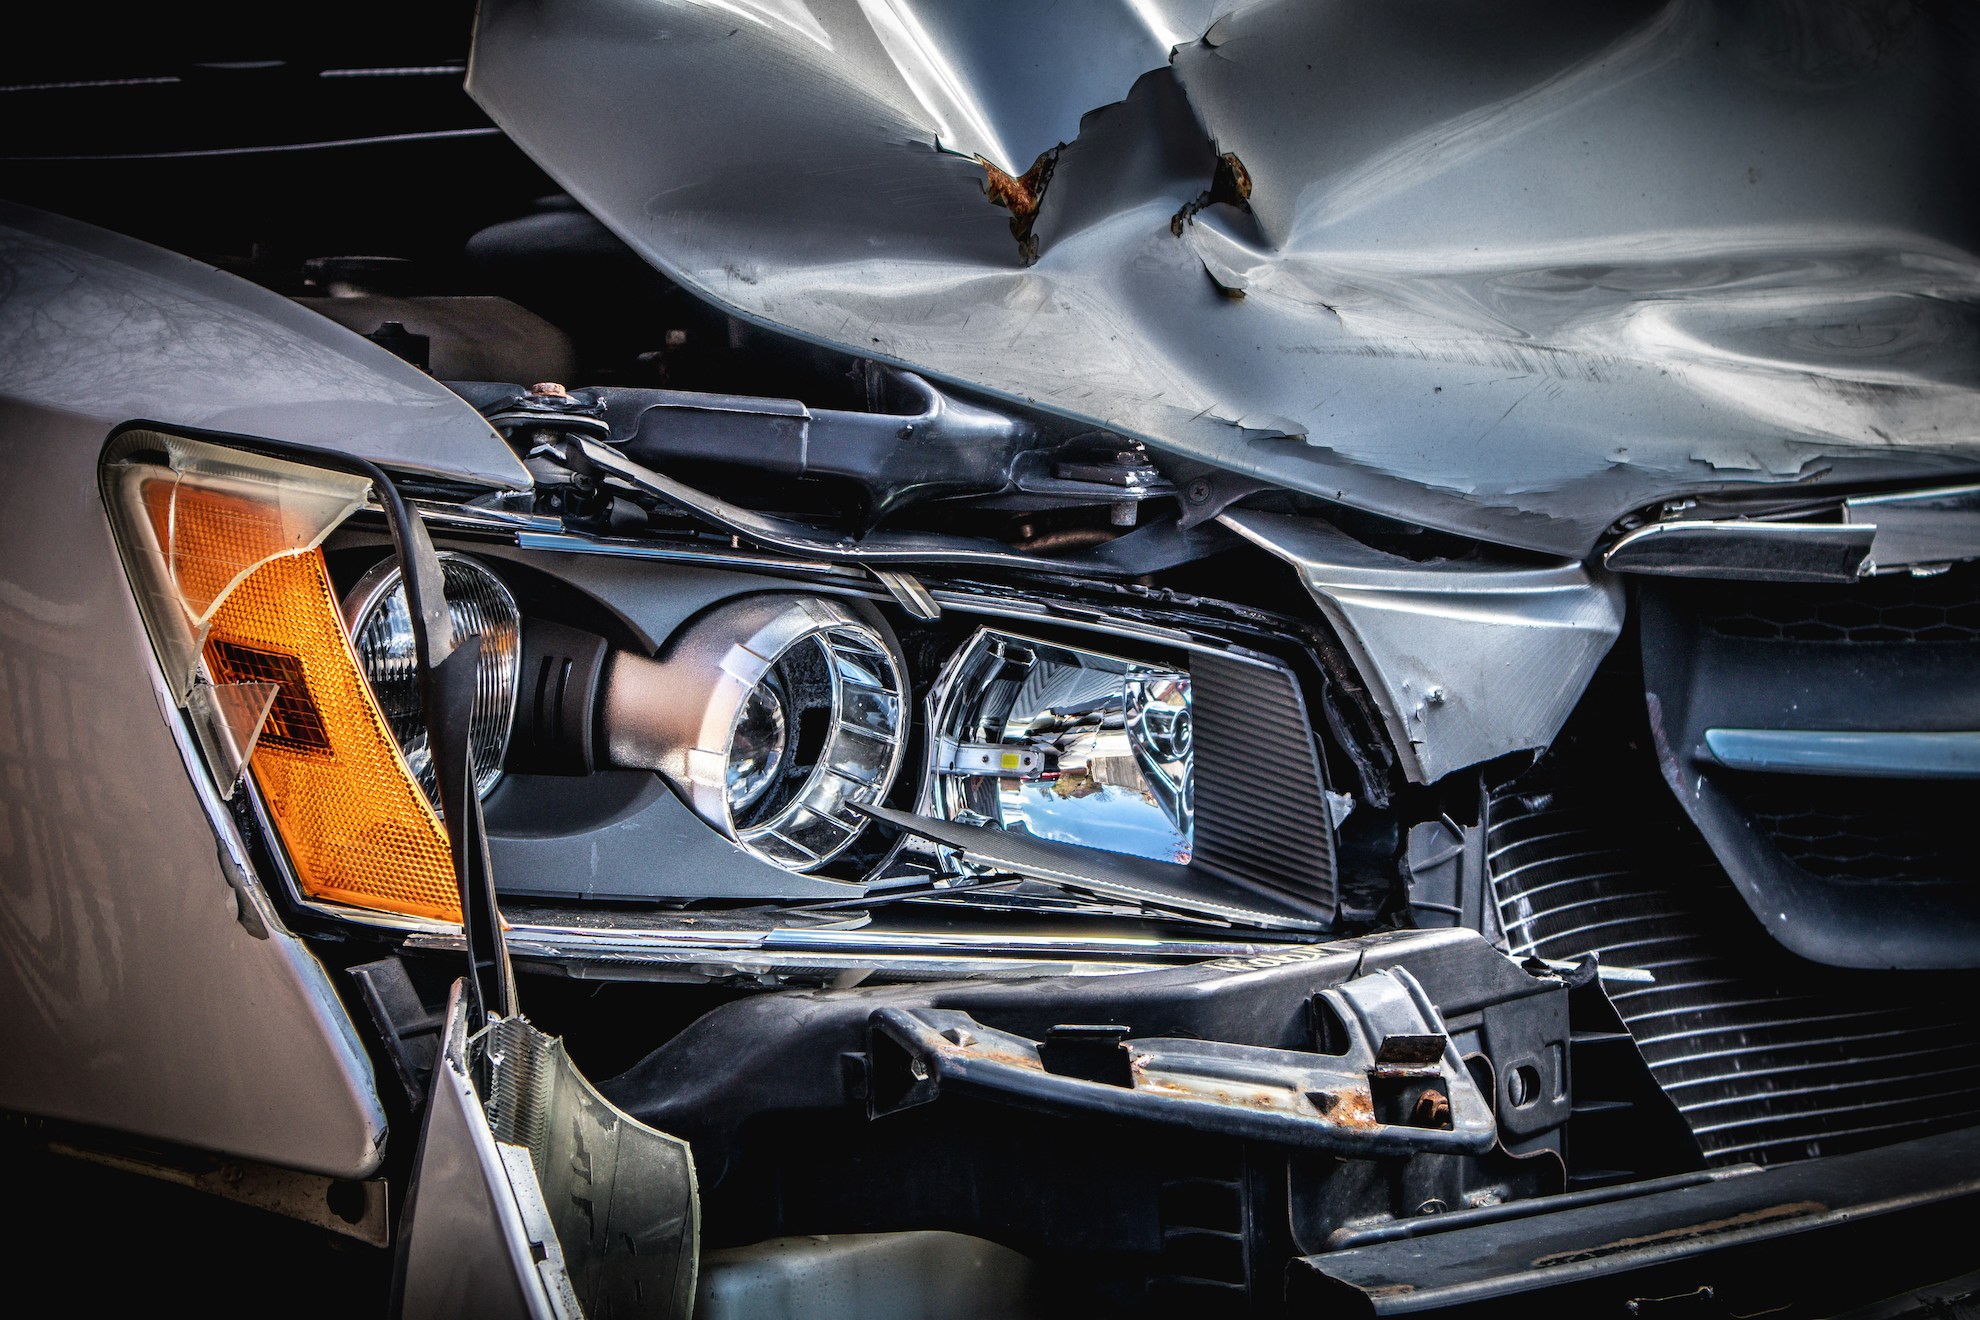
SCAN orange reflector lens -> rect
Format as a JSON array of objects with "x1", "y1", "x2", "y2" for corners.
[
  {"x1": 107, "y1": 435, "x2": 462, "y2": 924},
  {"x1": 203, "y1": 543, "x2": 461, "y2": 921}
]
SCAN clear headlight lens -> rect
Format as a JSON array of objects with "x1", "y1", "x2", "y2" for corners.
[
  {"x1": 927, "y1": 629, "x2": 1193, "y2": 864},
  {"x1": 343, "y1": 552, "x2": 522, "y2": 806},
  {"x1": 602, "y1": 595, "x2": 909, "y2": 870}
]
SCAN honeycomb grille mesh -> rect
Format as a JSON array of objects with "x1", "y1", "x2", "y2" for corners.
[
  {"x1": 1731, "y1": 775, "x2": 1971, "y2": 885},
  {"x1": 1698, "y1": 567, "x2": 1980, "y2": 644}
]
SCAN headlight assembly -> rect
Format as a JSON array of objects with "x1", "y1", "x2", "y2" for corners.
[
  {"x1": 927, "y1": 629, "x2": 1193, "y2": 865},
  {"x1": 602, "y1": 595, "x2": 909, "y2": 870}
]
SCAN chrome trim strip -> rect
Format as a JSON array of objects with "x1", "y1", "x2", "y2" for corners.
[
  {"x1": 1846, "y1": 483, "x2": 1980, "y2": 572},
  {"x1": 1604, "y1": 519, "x2": 1873, "y2": 582},
  {"x1": 1703, "y1": 728, "x2": 1980, "y2": 779}
]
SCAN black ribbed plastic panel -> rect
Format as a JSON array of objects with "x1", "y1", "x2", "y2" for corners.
[
  {"x1": 1488, "y1": 782, "x2": 1980, "y2": 1168},
  {"x1": 1189, "y1": 650, "x2": 1337, "y2": 924}
]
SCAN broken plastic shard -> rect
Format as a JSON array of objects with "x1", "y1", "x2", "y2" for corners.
[
  {"x1": 102, "y1": 430, "x2": 371, "y2": 702},
  {"x1": 187, "y1": 679, "x2": 280, "y2": 798}
]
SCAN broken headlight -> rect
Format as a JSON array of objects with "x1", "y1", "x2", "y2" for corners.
[
  {"x1": 926, "y1": 629, "x2": 1193, "y2": 865},
  {"x1": 102, "y1": 430, "x2": 466, "y2": 922}
]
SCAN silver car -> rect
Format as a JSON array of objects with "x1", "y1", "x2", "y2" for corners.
[{"x1": 3, "y1": 1, "x2": 1976, "y2": 1314}]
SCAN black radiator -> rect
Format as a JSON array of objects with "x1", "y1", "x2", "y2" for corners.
[{"x1": 1487, "y1": 778, "x2": 1980, "y2": 1167}]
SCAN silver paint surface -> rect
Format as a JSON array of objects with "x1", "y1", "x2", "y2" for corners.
[
  {"x1": 396, "y1": 987, "x2": 557, "y2": 1320},
  {"x1": 471, "y1": 0, "x2": 1980, "y2": 557},
  {"x1": 0, "y1": 206, "x2": 547, "y2": 1174},
  {"x1": 1223, "y1": 509, "x2": 1623, "y2": 783},
  {"x1": 0, "y1": 202, "x2": 528, "y2": 490}
]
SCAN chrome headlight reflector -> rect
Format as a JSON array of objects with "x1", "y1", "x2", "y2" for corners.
[
  {"x1": 604, "y1": 595, "x2": 909, "y2": 870},
  {"x1": 927, "y1": 629, "x2": 1193, "y2": 865},
  {"x1": 343, "y1": 551, "x2": 522, "y2": 805}
]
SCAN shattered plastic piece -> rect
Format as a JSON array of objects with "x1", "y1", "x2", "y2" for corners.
[
  {"x1": 186, "y1": 680, "x2": 279, "y2": 798},
  {"x1": 101, "y1": 430, "x2": 370, "y2": 702}
]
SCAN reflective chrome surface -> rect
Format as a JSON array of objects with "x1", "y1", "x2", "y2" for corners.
[
  {"x1": 1847, "y1": 484, "x2": 1980, "y2": 573},
  {"x1": 1223, "y1": 508, "x2": 1623, "y2": 785},
  {"x1": 927, "y1": 629, "x2": 1193, "y2": 866},
  {"x1": 603, "y1": 595, "x2": 909, "y2": 869},
  {"x1": 1604, "y1": 519, "x2": 1874, "y2": 583},
  {"x1": 344, "y1": 551, "x2": 523, "y2": 803}
]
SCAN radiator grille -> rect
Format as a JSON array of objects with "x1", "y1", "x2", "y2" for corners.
[
  {"x1": 1488, "y1": 783, "x2": 1980, "y2": 1167},
  {"x1": 1730, "y1": 774, "x2": 1972, "y2": 885},
  {"x1": 1697, "y1": 566, "x2": 1980, "y2": 644}
]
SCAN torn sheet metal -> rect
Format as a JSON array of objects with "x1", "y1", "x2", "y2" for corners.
[
  {"x1": 470, "y1": 0, "x2": 1980, "y2": 558},
  {"x1": 1223, "y1": 509, "x2": 1623, "y2": 784}
]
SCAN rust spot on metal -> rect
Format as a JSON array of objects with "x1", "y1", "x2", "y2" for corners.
[
  {"x1": 981, "y1": 149, "x2": 1059, "y2": 266},
  {"x1": 1170, "y1": 151, "x2": 1254, "y2": 236},
  {"x1": 1323, "y1": 1088, "x2": 1380, "y2": 1129},
  {"x1": 1531, "y1": 1201, "x2": 1828, "y2": 1269}
]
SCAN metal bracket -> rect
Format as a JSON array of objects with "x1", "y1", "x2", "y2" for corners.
[{"x1": 865, "y1": 967, "x2": 1495, "y2": 1155}]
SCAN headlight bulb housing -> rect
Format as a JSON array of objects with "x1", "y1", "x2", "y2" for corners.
[
  {"x1": 602, "y1": 595, "x2": 909, "y2": 870},
  {"x1": 342, "y1": 551, "x2": 523, "y2": 806}
]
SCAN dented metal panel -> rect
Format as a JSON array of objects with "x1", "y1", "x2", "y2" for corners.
[
  {"x1": 1222, "y1": 509, "x2": 1623, "y2": 783},
  {"x1": 470, "y1": 0, "x2": 1980, "y2": 558}
]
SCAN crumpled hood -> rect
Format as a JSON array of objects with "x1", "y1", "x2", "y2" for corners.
[{"x1": 468, "y1": 0, "x2": 1980, "y2": 557}]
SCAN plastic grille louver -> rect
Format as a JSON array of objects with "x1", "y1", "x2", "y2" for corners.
[
  {"x1": 1188, "y1": 651, "x2": 1338, "y2": 923},
  {"x1": 1487, "y1": 778, "x2": 1980, "y2": 1168}
]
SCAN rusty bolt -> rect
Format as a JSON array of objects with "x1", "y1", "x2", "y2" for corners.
[
  {"x1": 1411, "y1": 1088, "x2": 1452, "y2": 1129},
  {"x1": 528, "y1": 382, "x2": 570, "y2": 398}
]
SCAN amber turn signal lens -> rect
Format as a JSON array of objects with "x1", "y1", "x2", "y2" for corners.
[
  {"x1": 202, "y1": 540, "x2": 461, "y2": 922},
  {"x1": 107, "y1": 435, "x2": 462, "y2": 924}
]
